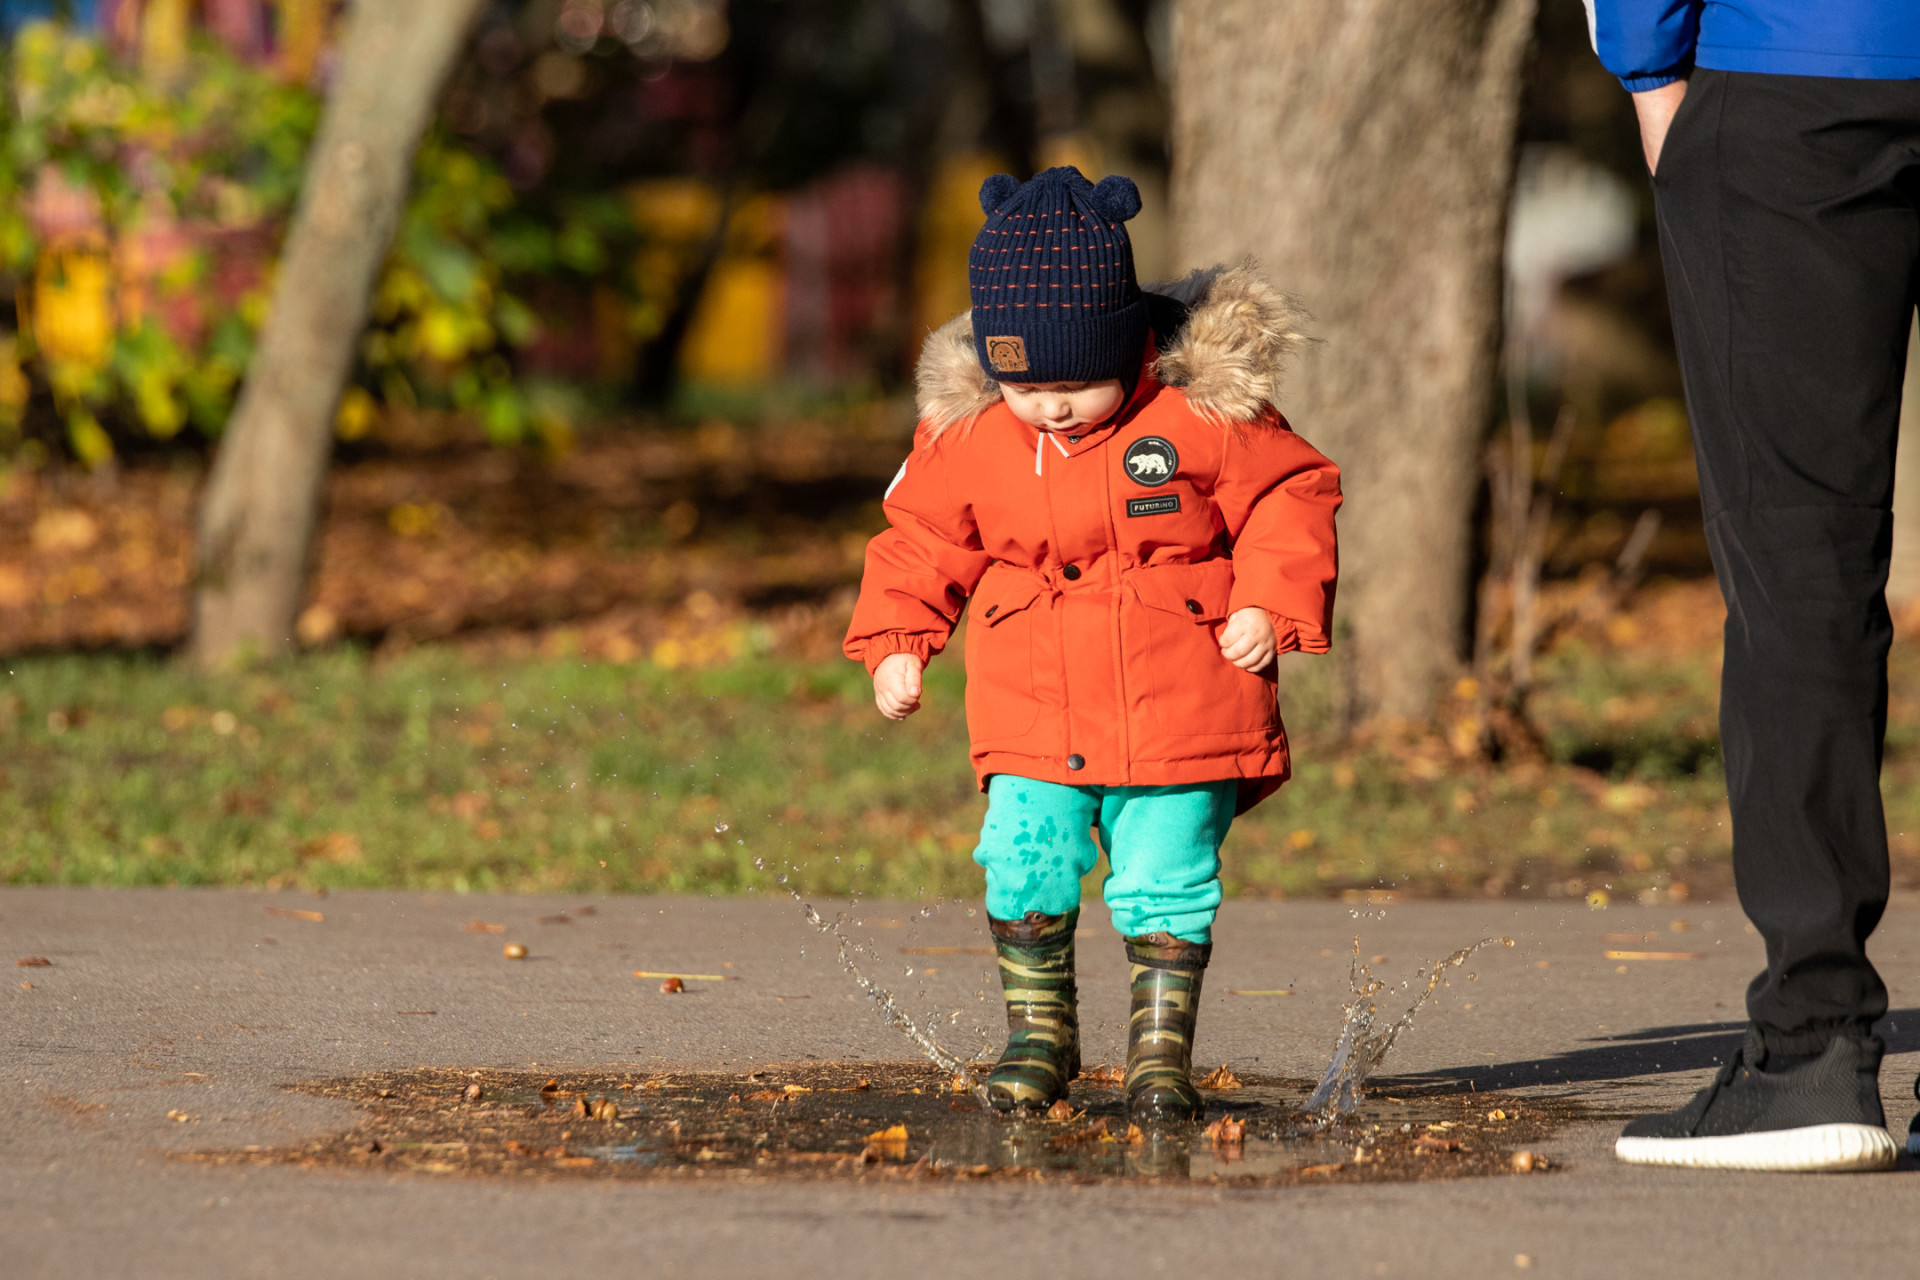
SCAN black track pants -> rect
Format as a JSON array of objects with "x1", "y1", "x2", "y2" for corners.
[{"x1": 1652, "y1": 68, "x2": 1920, "y2": 1053}]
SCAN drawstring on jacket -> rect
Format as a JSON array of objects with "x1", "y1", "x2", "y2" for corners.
[{"x1": 1035, "y1": 430, "x2": 1071, "y2": 476}]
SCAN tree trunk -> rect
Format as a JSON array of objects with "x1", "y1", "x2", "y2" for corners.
[
  {"x1": 189, "y1": 0, "x2": 485, "y2": 665},
  {"x1": 1172, "y1": 0, "x2": 1537, "y2": 721}
]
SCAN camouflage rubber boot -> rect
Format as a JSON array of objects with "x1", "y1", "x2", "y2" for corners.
[
  {"x1": 1125, "y1": 932, "x2": 1211, "y2": 1122},
  {"x1": 986, "y1": 909, "x2": 1082, "y2": 1112}
]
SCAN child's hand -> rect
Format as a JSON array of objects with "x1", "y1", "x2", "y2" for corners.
[
  {"x1": 1219, "y1": 607, "x2": 1277, "y2": 672},
  {"x1": 873, "y1": 652, "x2": 924, "y2": 719}
]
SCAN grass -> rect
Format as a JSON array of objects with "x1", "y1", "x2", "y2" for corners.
[{"x1": 5, "y1": 633, "x2": 1918, "y2": 902}]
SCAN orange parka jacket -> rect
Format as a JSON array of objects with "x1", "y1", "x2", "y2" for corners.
[{"x1": 844, "y1": 264, "x2": 1341, "y2": 813}]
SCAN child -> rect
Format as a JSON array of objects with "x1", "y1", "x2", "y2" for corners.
[{"x1": 844, "y1": 167, "x2": 1340, "y2": 1120}]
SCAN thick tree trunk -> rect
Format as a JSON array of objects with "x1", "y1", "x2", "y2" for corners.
[
  {"x1": 1172, "y1": 0, "x2": 1537, "y2": 720},
  {"x1": 189, "y1": 0, "x2": 485, "y2": 665}
]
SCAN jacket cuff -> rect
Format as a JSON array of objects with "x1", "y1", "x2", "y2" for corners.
[
  {"x1": 1266, "y1": 611, "x2": 1330, "y2": 656},
  {"x1": 1621, "y1": 71, "x2": 1683, "y2": 91},
  {"x1": 859, "y1": 634, "x2": 936, "y2": 675}
]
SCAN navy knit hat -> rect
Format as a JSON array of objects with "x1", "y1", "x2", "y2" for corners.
[{"x1": 968, "y1": 166, "x2": 1146, "y2": 385}]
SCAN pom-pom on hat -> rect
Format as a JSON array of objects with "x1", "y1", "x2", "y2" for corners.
[{"x1": 968, "y1": 166, "x2": 1147, "y2": 385}]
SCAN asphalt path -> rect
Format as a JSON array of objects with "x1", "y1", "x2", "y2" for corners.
[{"x1": 5, "y1": 887, "x2": 1919, "y2": 1278}]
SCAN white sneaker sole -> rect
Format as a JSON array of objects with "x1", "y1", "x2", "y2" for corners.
[{"x1": 1616, "y1": 1123, "x2": 1897, "y2": 1173}]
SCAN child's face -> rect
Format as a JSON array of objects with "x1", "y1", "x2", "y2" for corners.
[{"x1": 999, "y1": 379, "x2": 1126, "y2": 432}]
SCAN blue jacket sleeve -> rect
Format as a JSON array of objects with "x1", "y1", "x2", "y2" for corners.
[{"x1": 1585, "y1": 1, "x2": 1700, "y2": 91}]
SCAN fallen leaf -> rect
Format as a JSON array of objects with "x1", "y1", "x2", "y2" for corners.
[
  {"x1": 463, "y1": 1083, "x2": 483, "y2": 1102},
  {"x1": 1603, "y1": 950, "x2": 1705, "y2": 961},
  {"x1": 18, "y1": 982, "x2": 31, "y2": 989},
  {"x1": 460, "y1": 920, "x2": 506, "y2": 934},
  {"x1": 1076, "y1": 1064, "x2": 1125, "y2": 1084},
  {"x1": 16, "y1": 957, "x2": 51, "y2": 967},
  {"x1": 659, "y1": 977, "x2": 684, "y2": 994},
  {"x1": 1124, "y1": 1123, "x2": 1145, "y2": 1145},
  {"x1": 1486, "y1": 1109, "x2": 1508, "y2": 1121},
  {"x1": 555, "y1": 1156, "x2": 597, "y2": 1168},
  {"x1": 502, "y1": 942, "x2": 528, "y2": 959},
  {"x1": 1046, "y1": 1099, "x2": 1075, "y2": 1121},
  {"x1": 167, "y1": 1110, "x2": 191, "y2": 1123},
  {"x1": 1203, "y1": 1116, "x2": 1247, "y2": 1145},
  {"x1": 539, "y1": 1078, "x2": 559, "y2": 1094},
  {"x1": 569, "y1": 1096, "x2": 589, "y2": 1119},
  {"x1": 572, "y1": 905, "x2": 597, "y2": 916},
  {"x1": 743, "y1": 1089, "x2": 785, "y2": 1103},
  {"x1": 1195, "y1": 1064, "x2": 1243, "y2": 1091},
  {"x1": 949, "y1": 1073, "x2": 974, "y2": 1094},
  {"x1": 590, "y1": 1098, "x2": 619, "y2": 1121},
  {"x1": 1298, "y1": 1161, "x2": 1343, "y2": 1175},
  {"x1": 1510, "y1": 1150, "x2": 1547, "y2": 1172},
  {"x1": 863, "y1": 1123, "x2": 910, "y2": 1162},
  {"x1": 266, "y1": 908, "x2": 324, "y2": 923},
  {"x1": 1413, "y1": 1134, "x2": 1462, "y2": 1154}
]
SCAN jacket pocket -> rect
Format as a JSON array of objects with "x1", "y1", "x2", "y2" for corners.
[
  {"x1": 964, "y1": 566, "x2": 1047, "y2": 743},
  {"x1": 1129, "y1": 560, "x2": 1277, "y2": 738}
]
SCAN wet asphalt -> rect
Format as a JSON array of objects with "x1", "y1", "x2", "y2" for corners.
[{"x1": 4, "y1": 887, "x2": 1919, "y2": 1279}]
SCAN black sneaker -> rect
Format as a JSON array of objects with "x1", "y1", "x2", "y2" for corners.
[{"x1": 1615, "y1": 1028, "x2": 1896, "y2": 1172}]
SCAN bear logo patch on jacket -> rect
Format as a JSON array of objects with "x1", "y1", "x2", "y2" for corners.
[{"x1": 1123, "y1": 436, "x2": 1178, "y2": 486}]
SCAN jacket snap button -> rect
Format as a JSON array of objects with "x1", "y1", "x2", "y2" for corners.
[
  {"x1": 1185, "y1": 599, "x2": 1202, "y2": 614},
  {"x1": 1062, "y1": 564, "x2": 1081, "y2": 581},
  {"x1": 1066, "y1": 753, "x2": 1085, "y2": 770},
  {"x1": 984, "y1": 605, "x2": 998, "y2": 618}
]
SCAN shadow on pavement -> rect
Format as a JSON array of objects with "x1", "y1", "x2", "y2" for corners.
[{"x1": 1406, "y1": 1010, "x2": 1920, "y2": 1092}]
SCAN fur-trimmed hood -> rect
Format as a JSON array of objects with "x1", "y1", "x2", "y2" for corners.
[{"x1": 914, "y1": 259, "x2": 1312, "y2": 437}]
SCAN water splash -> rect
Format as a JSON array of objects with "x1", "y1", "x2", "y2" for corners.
[
  {"x1": 791, "y1": 889, "x2": 992, "y2": 1104},
  {"x1": 1304, "y1": 936, "x2": 1514, "y2": 1116}
]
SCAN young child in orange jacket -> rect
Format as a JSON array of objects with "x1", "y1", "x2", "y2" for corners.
[{"x1": 844, "y1": 167, "x2": 1340, "y2": 1120}]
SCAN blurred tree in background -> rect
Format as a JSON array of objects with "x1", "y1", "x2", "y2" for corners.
[{"x1": 0, "y1": 0, "x2": 1181, "y2": 468}]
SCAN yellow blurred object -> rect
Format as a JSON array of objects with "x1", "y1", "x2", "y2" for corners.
[
  {"x1": 66, "y1": 410, "x2": 114, "y2": 469},
  {"x1": 1036, "y1": 133, "x2": 1103, "y2": 178},
  {"x1": 0, "y1": 339, "x2": 30, "y2": 431},
  {"x1": 139, "y1": 0, "x2": 192, "y2": 83},
  {"x1": 275, "y1": 0, "x2": 331, "y2": 82},
  {"x1": 335, "y1": 387, "x2": 377, "y2": 440},
  {"x1": 31, "y1": 250, "x2": 115, "y2": 371},
  {"x1": 916, "y1": 154, "x2": 1005, "y2": 340},
  {"x1": 680, "y1": 196, "x2": 785, "y2": 385},
  {"x1": 628, "y1": 179, "x2": 723, "y2": 244},
  {"x1": 680, "y1": 258, "x2": 783, "y2": 383}
]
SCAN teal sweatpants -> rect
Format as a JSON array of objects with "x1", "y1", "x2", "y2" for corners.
[{"x1": 972, "y1": 775, "x2": 1236, "y2": 944}]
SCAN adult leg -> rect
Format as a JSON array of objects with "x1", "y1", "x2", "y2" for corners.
[
  {"x1": 1616, "y1": 69, "x2": 1918, "y2": 1171},
  {"x1": 1656, "y1": 69, "x2": 1919, "y2": 1054}
]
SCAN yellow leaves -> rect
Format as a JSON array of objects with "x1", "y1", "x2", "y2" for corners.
[
  {"x1": 335, "y1": 387, "x2": 378, "y2": 441},
  {"x1": 32, "y1": 249, "x2": 115, "y2": 370},
  {"x1": 862, "y1": 1124, "x2": 909, "y2": 1162}
]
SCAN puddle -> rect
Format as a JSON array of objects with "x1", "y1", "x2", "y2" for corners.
[{"x1": 184, "y1": 1062, "x2": 1577, "y2": 1186}]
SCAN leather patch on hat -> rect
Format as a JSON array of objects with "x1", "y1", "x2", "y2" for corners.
[{"x1": 984, "y1": 335, "x2": 1028, "y2": 373}]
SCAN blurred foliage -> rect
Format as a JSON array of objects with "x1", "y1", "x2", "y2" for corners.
[{"x1": 0, "y1": 20, "x2": 643, "y2": 463}]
